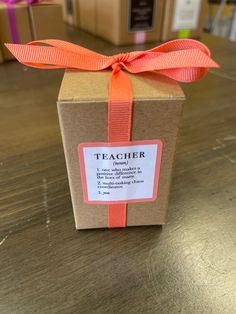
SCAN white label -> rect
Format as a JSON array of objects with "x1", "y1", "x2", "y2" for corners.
[
  {"x1": 78, "y1": 140, "x2": 162, "y2": 204},
  {"x1": 172, "y1": 0, "x2": 202, "y2": 31}
]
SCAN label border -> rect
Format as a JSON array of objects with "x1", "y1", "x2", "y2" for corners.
[{"x1": 78, "y1": 140, "x2": 163, "y2": 205}]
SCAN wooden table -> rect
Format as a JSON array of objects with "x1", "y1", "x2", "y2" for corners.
[{"x1": 0, "y1": 30, "x2": 236, "y2": 314}]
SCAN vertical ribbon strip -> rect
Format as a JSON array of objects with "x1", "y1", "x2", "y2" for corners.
[
  {"x1": 5, "y1": 39, "x2": 219, "y2": 228},
  {"x1": 108, "y1": 60, "x2": 133, "y2": 227}
]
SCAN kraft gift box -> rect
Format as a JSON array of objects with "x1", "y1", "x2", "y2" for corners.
[
  {"x1": 57, "y1": 70, "x2": 185, "y2": 229},
  {"x1": 28, "y1": 3, "x2": 65, "y2": 40},
  {"x1": 79, "y1": 0, "x2": 164, "y2": 45},
  {"x1": 161, "y1": 0, "x2": 207, "y2": 41},
  {"x1": 0, "y1": 4, "x2": 32, "y2": 60}
]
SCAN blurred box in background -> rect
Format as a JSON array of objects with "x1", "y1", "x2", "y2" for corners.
[
  {"x1": 79, "y1": 0, "x2": 96, "y2": 34},
  {"x1": 28, "y1": 3, "x2": 65, "y2": 40},
  {"x1": 0, "y1": 2, "x2": 65, "y2": 62},
  {"x1": 64, "y1": 0, "x2": 80, "y2": 27},
  {"x1": 162, "y1": 0, "x2": 206, "y2": 41},
  {"x1": 0, "y1": 46, "x2": 3, "y2": 63},
  {"x1": 205, "y1": 1, "x2": 236, "y2": 41},
  {"x1": 54, "y1": 0, "x2": 67, "y2": 21},
  {"x1": 0, "y1": 4, "x2": 32, "y2": 61},
  {"x1": 79, "y1": 0, "x2": 164, "y2": 45}
]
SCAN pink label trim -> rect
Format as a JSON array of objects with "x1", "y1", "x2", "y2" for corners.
[
  {"x1": 134, "y1": 31, "x2": 147, "y2": 44},
  {"x1": 78, "y1": 140, "x2": 163, "y2": 205}
]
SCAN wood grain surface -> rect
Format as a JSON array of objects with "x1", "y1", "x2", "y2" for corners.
[{"x1": 0, "y1": 29, "x2": 236, "y2": 314}]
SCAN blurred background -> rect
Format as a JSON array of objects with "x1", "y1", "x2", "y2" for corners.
[
  {"x1": 1, "y1": 2, "x2": 236, "y2": 314},
  {"x1": 0, "y1": 0, "x2": 236, "y2": 62}
]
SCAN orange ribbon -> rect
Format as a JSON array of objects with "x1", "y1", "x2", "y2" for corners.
[{"x1": 6, "y1": 39, "x2": 219, "y2": 228}]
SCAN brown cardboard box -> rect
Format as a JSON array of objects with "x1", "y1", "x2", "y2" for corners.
[
  {"x1": 57, "y1": 70, "x2": 185, "y2": 229},
  {"x1": 64, "y1": 0, "x2": 80, "y2": 27},
  {"x1": 54, "y1": 0, "x2": 67, "y2": 21},
  {"x1": 0, "y1": 47, "x2": 3, "y2": 63},
  {"x1": 0, "y1": 4, "x2": 32, "y2": 60},
  {"x1": 79, "y1": 0, "x2": 164, "y2": 45},
  {"x1": 79, "y1": 0, "x2": 96, "y2": 34},
  {"x1": 28, "y1": 4, "x2": 66, "y2": 40},
  {"x1": 162, "y1": 0, "x2": 207, "y2": 41}
]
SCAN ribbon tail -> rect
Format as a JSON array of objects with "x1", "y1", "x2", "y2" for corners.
[{"x1": 108, "y1": 68, "x2": 133, "y2": 228}]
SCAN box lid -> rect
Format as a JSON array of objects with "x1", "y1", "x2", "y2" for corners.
[{"x1": 58, "y1": 69, "x2": 185, "y2": 102}]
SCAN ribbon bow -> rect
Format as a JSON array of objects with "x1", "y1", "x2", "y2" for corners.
[{"x1": 6, "y1": 39, "x2": 219, "y2": 228}]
